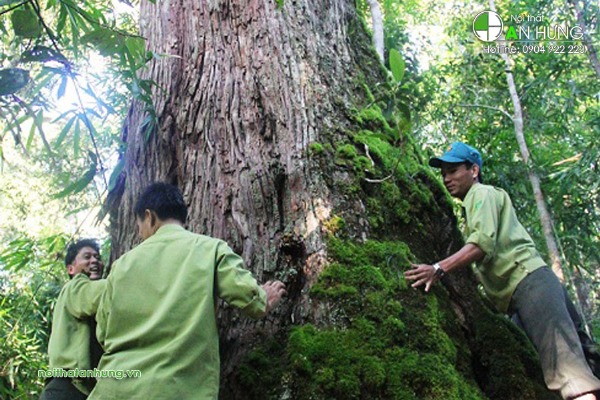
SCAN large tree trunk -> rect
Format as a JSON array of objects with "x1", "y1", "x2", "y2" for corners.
[{"x1": 108, "y1": 0, "x2": 558, "y2": 398}]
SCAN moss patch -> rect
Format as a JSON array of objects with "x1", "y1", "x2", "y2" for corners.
[
  {"x1": 470, "y1": 310, "x2": 558, "y2": 400},
  {"x1": 234, "y1": 231, "x2": 558, "y2": 399},
  {"x1": 308, "y1": 142, "x2": 325, "y2": 155},
  {"x1": 235, "y1": 238, "x2": 486, "y2": 399}
]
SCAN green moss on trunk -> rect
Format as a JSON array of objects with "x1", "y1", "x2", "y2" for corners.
[
  {"x1": 233, "y1": 107, "x2": 558, "y2": 400},
  {"x1": 236, "y1": 239, "x2": 483, "y2": 399},
  {"x1": 235, "y1": 238, "x2": 557, "y2": 399}
]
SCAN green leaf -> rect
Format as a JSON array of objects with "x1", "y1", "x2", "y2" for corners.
[
  {"x1": 389, "y1": 48, "x2": 405, "y2": 84},
  {"x1": 62, "y1": 0, "x2": 97, "y2": 27},
  {"x1": 131, "y1": 79, "x2": 140, "y2": 98},
  {"x1": 397, "y1": 116, "x2": 411, "y2": 135},
  {"x1": 0, "y1": 238, "x2": 34, "y2": 271},
  {"x1": 87, "y1": 149, "x2": 97, "y2": 164},
  {"x1": 83, "y1": 107, "x2": 101, "y2": 119},
  {"x1": 26, "y1": 117, "x2": 35, "y2": 150},
  {"x1": 108, "y1": 158, "x2": 125, "y2": 191},
  {"x1": 11, "y1": 7, "x2": 42, "y2": 38},
  {"x1": 65, "y1": 4, "x2": 81, "y2": 53},
  {"x1": 383, "y1": 98, "x2": 394, "y2": 120},
  {"x1": 54, "y1": 115, "x2": 76, "y2": 148},
  {"x1": 20, "y1": 46, "x2": 69, "y2": 65},
  {"x1": 73, "y1": 118, "x2": 81, "y2": 158},
  {"x1": 52, "y1": 109, "x2": 76, "y2": 123},
  {"x1": 52, "y1": 165, "x2": 97, "y2": 199},
  {"x1": 81, "y1": 28, "x2": 124, "y2": 56},
  {"x1": 81, "y1": 84, "x2": 114, "y2": 113},
  {"x1": 1, "y1": 0, "x2": 26, "y2": 7},
  {"x1": 124, "y1": 36, "x2": 146, "y2": 63},
  {"x1": 56, "y1": 3, "x2": 67, "y2": 33},
  {"x1": 397, "y1": 102, "x2": 411, "y2": 120},
  {"x1": 57, "y1": 75, "x2": 68, "y2": 98},
  {"x1": 2, "y1": 112, "x2": 29, "y2": 133},
  {"x1": 0, "y1": 68, "x2": 30, "y2": 96},
  {"x1": 141, "y1": 112, "x2": 156, "y2": 140},
  {"x1": 29, "y1": 69, "x2": 55, "y2": 97},
  {"x1": 0, "y1": 0, "x2": 24, "y2": 6}
]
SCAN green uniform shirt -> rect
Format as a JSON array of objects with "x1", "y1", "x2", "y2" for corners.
[
  {"x1": 90, "y1": 224, "x2": 267, "y2": 400},
  {"x1": 462, "y1": 183, "x2": 546, "y2": 313},
  {"x1": 47, "y1": 274, "x2": 107, "y2": 394}
]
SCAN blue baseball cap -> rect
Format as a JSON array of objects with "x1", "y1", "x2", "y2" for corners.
[{"x1": 429, "y1": 142, "x2": 483, "y2": 169}]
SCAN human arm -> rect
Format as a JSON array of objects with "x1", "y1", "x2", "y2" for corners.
[
  {"x1": 405, "y1": 187, "x2": 499, "y2": 292},
  {"x1": 94, "y1": 273, "x2": 113, "y2": 347},
  {"x1": 62, "y1": 273, "x2": 107, "y2": 318},
  {"x1": 404, "y1": 243, "x2": 485, "y2": 292},
  {"x1": 215, "y1": 242, "x2": 286, "y2": 319}
]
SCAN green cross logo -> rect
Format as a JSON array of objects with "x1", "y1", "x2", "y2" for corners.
[{"x1": 473, "y1": 11, "x2": 503, "y2": 42}]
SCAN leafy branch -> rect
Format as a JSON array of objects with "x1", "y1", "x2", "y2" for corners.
[
  {"x1": 29, "y1": 0, "x2": 106, "y2": 186},
  {"x1": 361, "y1": 48, "x2": 413, "y2": 183},
  {"x1": 457, "y1": 103, "x2": 513, "y2": 120},
  {"x1": 0, "y1": 0, "x2": 156, "y2": 203}
]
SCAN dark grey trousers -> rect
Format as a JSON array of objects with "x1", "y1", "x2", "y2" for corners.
[
  {"x1": 39, "y1": 378, "x2": 88, "y2": 400},
  {"x1": 510, "y1": 267, "x2": 600, "y2": 399}
]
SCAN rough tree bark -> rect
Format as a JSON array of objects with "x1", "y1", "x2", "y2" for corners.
[
  {"x1": 568, "y1": 0, "x2": 600, "y2": 79},
  {"x1": 108, "y1": 0, "x2": 557, "y2": 398}
]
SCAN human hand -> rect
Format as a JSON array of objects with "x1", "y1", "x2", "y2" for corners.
[
  {"x1": 261, "y1": 280, "x2": 287, "y2": 314},
  {"x1": 403, "y1": 264, "x2": 439, "y2": 292}
]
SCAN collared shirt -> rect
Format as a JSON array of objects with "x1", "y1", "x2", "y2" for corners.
[
  {"x1": 90, "y1": 224, "x2": 267, "y2": 400},
  {"x1": 462, "y1": 183, "x2": 546, "y2": 313},
  {"x1": 47, "y1": 274, "x2": 107, "y2": 394}
]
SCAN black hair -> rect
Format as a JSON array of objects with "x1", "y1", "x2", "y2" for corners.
[
  {"x1": 65, "y1": 239, "x2": 100, "y2": 267},
  {"x1": 464, "y1": 161, "x2": 484, "y2": 184},
  {"x1": 134, "y1": 182, "x2": 187, "y2": 223}
]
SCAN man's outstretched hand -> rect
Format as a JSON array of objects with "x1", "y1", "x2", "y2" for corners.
[
  {"x1": 261, "y1": 280, "x2": 287, "y2": 314},
  {"x1": 404, "y1": 264, "x2": 438, "y2": 292}
]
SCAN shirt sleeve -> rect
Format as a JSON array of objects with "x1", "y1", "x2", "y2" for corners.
[
  {"x1": 464, "y1": 187, "x2": 499, "y2": 263},
  {"x1": 62, "y1": 273, "x2": 107, "y2": 319},
  {"x1": 95, "y1": 275, "x2": 112, "y2": 347},
  {"x1": 215, "y1": 241, "x2": 267, "y2": 319}
]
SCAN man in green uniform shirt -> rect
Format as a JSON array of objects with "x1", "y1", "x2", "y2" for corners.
[
  {"x1": 404, "y1": 142, "x2": 600, "y2": 400},
  {"x1": 89, "y1": 182, "x2": 286, "y2": 400},
  {"x1": 40, "y1": 239, "x2": 106, "y2": 400}
]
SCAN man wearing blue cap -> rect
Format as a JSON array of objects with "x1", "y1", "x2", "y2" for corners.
[{"x1": 404, "y1": 142, "x2": 600, "y2": 400}]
